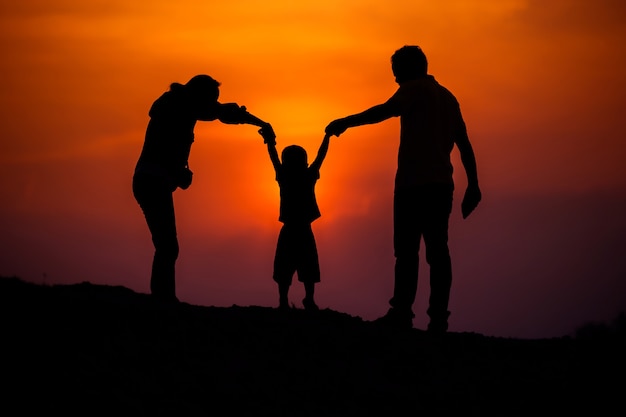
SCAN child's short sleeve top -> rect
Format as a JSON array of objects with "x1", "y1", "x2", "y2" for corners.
[{"x1": 276, "y1": 167, "x2": 321, "y2": 224}]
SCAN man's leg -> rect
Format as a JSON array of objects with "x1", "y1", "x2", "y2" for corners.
[
  {"x1": 375, "y1": 188, "x2": 420, "y2": 328},
  {"x1": 390, "y1": 189, "x2": 421, "y2": 312},
  {"x1": 423, "y1": 185, "x2": 454, "y2": 333}
]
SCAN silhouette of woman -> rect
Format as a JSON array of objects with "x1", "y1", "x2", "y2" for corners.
[{"x1": 133, "y1": 74, "x2": 275, "y2": 302}]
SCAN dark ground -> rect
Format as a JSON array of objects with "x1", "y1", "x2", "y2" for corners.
[{"x1": 1, "y1": 276, "x2": 624, "y2": 416}]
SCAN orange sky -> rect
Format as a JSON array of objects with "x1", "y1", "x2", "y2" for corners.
[{"x1": 1, "y1": 0, "x2": 625, "y2": 338}]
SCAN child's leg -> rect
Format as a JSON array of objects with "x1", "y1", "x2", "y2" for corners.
[
  {"x1": 302, "y1": 282, "x2": 318, "y2": 310},
  {"x1": 274, "y1": 225, "x2": 296, "y2": 309},
  {"x1": 298, "y1": 225, "x2": 320, "y2": 310},
  {"x1": 304, "y1": 281, "x2": 315, "y2": 301}
]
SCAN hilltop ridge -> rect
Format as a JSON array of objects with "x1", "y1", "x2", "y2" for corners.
[{"x1": 1, "y1": 276, "x2": 623, "y2": 416}]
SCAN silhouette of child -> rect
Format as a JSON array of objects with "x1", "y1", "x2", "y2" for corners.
[{"x1": 262, "y1": 130, "x2": 331, "y2": 311}]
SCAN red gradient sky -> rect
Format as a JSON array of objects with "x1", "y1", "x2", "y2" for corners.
[{"x1": 1, "y1": 1, "x2": 625, "y2": 338}]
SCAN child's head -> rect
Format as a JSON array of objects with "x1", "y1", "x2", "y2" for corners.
[{"x1": 281, "y1": 145, "x2": 308, "y2": 170}]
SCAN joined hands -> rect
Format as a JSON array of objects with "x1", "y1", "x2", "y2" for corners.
[
  {"x1": 325, "y1": 119, "x2": 348, "y2": 137},
  {"x1": 259, "y1": 123, "x2": 276, "y2": 146}
]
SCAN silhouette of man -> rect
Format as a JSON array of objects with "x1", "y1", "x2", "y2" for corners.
[
  {"x1": 263, "y1": 131, "x2": 331, "y2": 311},
  {"x1": 325, "y1": 46, "x2": 481, "y2": 333},
  {"x1": 133, "y1": 74, "x2": 275, "y2": 303}
]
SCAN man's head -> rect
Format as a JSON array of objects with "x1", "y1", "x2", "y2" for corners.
[{"x1": 391, "y1": 45, "x2": 428, "y2": 84}]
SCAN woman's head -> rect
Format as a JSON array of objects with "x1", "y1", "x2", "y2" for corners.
[
  {"x1": 185, "y1": 74, "x2": 221, "y2": 102},
  {"x1": 281, "y1": 145, "x2": 308, "y2": 170}
]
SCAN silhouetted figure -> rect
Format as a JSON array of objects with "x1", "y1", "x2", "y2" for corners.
[
  {"x1": 133, "y1": 74, "x2": 275, "y2": 303},
  {"x1": 325, "y1": 46, "x2": 481, "y2": 333},
  {"x1": 263, "y1": 131, "x2": 331, "y2": 311}
]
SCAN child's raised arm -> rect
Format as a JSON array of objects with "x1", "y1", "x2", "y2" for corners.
[
  {"x1": 258, "y1": 124, "x2": 280, "y2": 170},
  {"x1": 267, "y1": 142, "x2": 281, "y2": 172},
  {"x1": 310, "y1": 134, "x2": 330, "y2": 171}
]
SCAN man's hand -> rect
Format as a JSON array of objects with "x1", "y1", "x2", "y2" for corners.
[
  {"x1": 461, "y1": 184, "x2": 481, "y2": 219},
  {"x1": 259, "y1": 123, "x2": 276, "y2": 145},
  {"x1": 325, "y1": 119, "x2": 348, "y2": 137}
]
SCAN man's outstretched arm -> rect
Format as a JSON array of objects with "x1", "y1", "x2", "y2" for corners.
[{"x1": 325, "y1": 103, "x2": 396, "y2": 137}]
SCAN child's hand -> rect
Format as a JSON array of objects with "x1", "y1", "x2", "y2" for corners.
[
  {"x1": 325, "y1": 119, "x2": 348, "y2": 137},
  {"x1": 259, "y1": 123, "x2": 276, "y2": 145}
]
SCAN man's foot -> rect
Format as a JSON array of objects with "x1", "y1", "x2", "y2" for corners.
[
  {"x1": 151, "y1": 293, "x2": 180, "y2": 305},
  {"x1": 302, "y1": 297, "x2": 319, "y2": 311},
  {"x1": 372, "y1": 308, "x2": 414, "y2": 330},
  {"x1": 426, "y1": 321, "x2": 448, "y2": 335}
]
